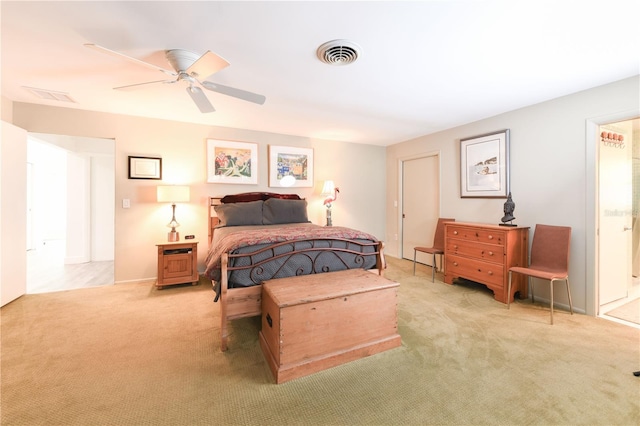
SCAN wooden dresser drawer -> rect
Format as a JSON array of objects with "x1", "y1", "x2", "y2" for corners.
[
  {"x1": 446, "y1": 239, "x2": 505, "y2": 264},
  {"x1": 446, "y1": 225, "x2": 506, "y2": 246},
  {"x1": 446, "y1": 254, "x2": 504, "y2": 288}
]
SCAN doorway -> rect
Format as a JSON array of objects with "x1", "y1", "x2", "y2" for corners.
[
  {"x1": 598, "y1": 118, "x2": 640, "y2": 327},
  {"x1": 26, "y1": 133, "x2": 115, "y2": 293},
  {"x1": 400, "y1": 153, "x2": 440, "y2": 269}
]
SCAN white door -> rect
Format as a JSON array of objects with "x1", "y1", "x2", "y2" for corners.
[
  {"x1": 599, "y1": 122, "x2": 632, "y2": 306},
  {"x1": 1, "y1": 121, "x2": 28, "y2": 307},
  {"x1": 401, "y1": 155, "x2": 439, "y2": 263}
]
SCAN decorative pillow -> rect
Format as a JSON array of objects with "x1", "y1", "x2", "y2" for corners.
[
  {"x1": 263, "y1": 198, "x2": 309, "y2": 225},
  {"x1": 220, "y1": 192, "x2": 301, "y2": 203},
  {"x1": 214, "y1": 200, "x2": 263, "y2": 227}
]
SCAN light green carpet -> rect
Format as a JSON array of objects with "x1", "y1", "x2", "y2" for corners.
[{"x1": 1, "y1": 257, "x2": 639, "y2": 425}]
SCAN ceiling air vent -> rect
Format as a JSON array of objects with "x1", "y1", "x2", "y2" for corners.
[
  {"x1": 316, "y1": 40, "x2": 361, "y2": 66},
  {"x1": 23, "y1": 86, "x2": 76, "y2": 103}
]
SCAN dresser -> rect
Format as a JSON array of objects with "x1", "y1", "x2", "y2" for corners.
[{"x1": 444, "y1": 222, "x2": 529, "y2": 303}]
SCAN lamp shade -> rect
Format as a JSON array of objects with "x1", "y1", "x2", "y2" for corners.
[
  {"x1": 157, "y1": 185, "x2": 190, "y2": 203},
  {"x1": 321, "y1": 180, "x2": 335, "y2": 195}
]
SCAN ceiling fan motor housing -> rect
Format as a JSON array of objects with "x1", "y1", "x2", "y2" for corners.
[{"x1": 165, "y1": 49, "x2": 200, "y2": 73}]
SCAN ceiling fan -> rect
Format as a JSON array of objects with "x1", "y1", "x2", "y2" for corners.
[{"x1": 84, "y1": 43, "x2": 266, "y2": 113}]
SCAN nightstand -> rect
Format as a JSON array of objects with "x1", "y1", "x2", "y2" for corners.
[{"x1": 156, "y1": 241, "x2": 199, "y2": 289}]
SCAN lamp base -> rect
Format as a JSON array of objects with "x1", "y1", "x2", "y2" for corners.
[{"x1": 168, "y1": 231, "x2": 180, "y2": 242}]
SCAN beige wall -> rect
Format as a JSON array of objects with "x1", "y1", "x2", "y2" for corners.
[
  {"x1": 386, "y1": 76, "x2": 640, "y2": 315},
  {"x1": 10, "y1": 104, "x2": 386, "y2": 283}
]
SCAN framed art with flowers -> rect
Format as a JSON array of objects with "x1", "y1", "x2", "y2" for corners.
[{"x1": 206, "y1": 139, "x2": 258, "y2": 184}]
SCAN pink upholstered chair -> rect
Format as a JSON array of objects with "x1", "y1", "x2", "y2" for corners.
[
  {"x1": 413, "y1": 218, "x2": 455, "y2": 282},
  {"x1": 507, "y1": 224, "x2": 573, "y2": 324}
]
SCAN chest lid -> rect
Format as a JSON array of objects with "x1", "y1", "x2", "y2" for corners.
[{"x1": 263, "y1": 269, "x2": 398, "y2": 308}]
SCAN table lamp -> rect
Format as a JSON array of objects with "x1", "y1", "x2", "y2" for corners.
[
  {"x1": 321, "y1": 180, "x2": 339, "y2": 226},
  {"x1": 157, "y1": 185, "x2": 190, "y2": 242}
]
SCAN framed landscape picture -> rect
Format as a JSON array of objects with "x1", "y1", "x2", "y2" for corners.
[
  {"x1": 460, "y1": 129, "x2": 510, "y2": 198},
  {"x1": 206, "y1": 139, "x2": 258, "y2": 184},
  {"x1": 268, "y1": 145, "x2": 314, "y2": 187}
]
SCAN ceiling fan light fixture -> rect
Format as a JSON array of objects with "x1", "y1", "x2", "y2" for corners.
[{"x1": 316, "y1": 39, "x2": 361, "y2": 66}]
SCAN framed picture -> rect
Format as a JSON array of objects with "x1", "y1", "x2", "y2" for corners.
[
  {"x1": 460, "y1": 129, "x2": 510, "y2": 198},
  {"x1": 206, "y1": 139, "x2": 258, "y2": 184},
  {"x1": 268, "y1": 145, "x2": 314, "y2": 187},
  {"x1": 128, "y1": 156, "x2": 162, "y2": 180}
]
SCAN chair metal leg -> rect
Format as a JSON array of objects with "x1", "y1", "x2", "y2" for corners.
[
  {"x1": 566, "y1": 277, "x2": 574, "y2": 315},
  {"x1": 549, "y1": 280, "x2": 554, "y2": 325},
  {"x1": 531, "y1": 276, "x2": 535, "y2": 304},
  {"x1": 431, "y1": 253, "x2": 436, "y2": 282},
  {"x1": 507, "y1": 271, "x2": 512, "y2": 309},
  {"x1": 413, "y1": 250, "x2": 417, "y2": 275}
]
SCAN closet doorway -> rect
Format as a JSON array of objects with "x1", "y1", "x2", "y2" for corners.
[
  {"x1": 400, "y1": 153, "x2": 440, "y2": 268},
  {"x1": 26, "y1": 133, "x2": 115, "y2": 294}
]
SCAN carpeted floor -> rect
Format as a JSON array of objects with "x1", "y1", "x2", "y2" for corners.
[{"x1": 1, "y1": 257, "x2": 639, "y2": 425}]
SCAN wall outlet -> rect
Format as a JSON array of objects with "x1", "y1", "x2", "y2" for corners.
[{"x1": 122, "y1": 199, "x2": 130, "y2": 208}]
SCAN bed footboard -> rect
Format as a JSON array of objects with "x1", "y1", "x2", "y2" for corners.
[{"x1": 218, "y1": 240, "x2": 385, "y2": 352}]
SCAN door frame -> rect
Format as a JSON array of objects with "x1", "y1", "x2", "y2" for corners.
[
  {"x1": 586, "y1": 108, "x2": 640, "y2": 316},
  {"x1": 397, "y1": 150, "x2": 441, "y2": 259}
]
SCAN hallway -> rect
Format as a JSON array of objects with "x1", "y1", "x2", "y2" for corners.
[{"x1": 27, "y1": 239, "x2": 114, "y2": 294}]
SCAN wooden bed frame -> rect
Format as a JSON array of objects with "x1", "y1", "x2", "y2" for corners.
[{"x1": 208, "y1": 194, "x2": 386, "y2": 351}]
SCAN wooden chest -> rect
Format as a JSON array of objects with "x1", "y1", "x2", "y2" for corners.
[
  {"x1": 444, "y1": 222, "x2": 529, "y2": 304},
  {"x1": 259, "y1": 269, "x2": 401, "y2": 384}
]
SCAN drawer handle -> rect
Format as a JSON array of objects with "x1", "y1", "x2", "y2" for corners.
[
  {"x1": 488, "y1": 235, "x2": 494, "y2": 240},
  {"x1": 487, "y1": 271, "x2": 493, "y2": 275},
  {"x1": 454, "y1": 245, "x2": 458, "y2": 249},
  {"x1": 453, "y1": 262, "x2": 458, "y2": 266},
  {"x1": 453, "y1": 231, "x2": 458, "y2": 235},
  {"x1": 488, "y1": 251, "x2": 494, "y2": 256}
]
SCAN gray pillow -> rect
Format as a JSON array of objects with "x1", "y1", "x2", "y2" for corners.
[
  {"x1": 263, "y1": 198, "x2": 309, "y2": 225},
  {"x1": 214, "y1": 200, "x2": 263, "y2": 227}
]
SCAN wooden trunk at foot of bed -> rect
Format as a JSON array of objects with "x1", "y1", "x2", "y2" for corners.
[
  {"x1": 218, "y1": 244, "x2": 386, "y2": 352},
  {"x1": 259, "y1": 269, "x2": 401, "y2": 383}
]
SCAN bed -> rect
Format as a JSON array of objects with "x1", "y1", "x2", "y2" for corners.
[{"x1": 204, "y1": 192, "x2": 386, "y2": 351}]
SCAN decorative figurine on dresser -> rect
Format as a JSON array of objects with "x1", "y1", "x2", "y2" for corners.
[{"x1": 500, "y1": 192, "x2": 516, "y2": 226}]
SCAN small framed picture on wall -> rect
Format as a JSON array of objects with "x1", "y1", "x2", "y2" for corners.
[{"x1": 128, "y1": 156, "x2": 162, "y2": 180}]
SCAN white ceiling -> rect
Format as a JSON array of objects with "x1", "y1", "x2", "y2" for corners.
[{"x1": 2, "y1": 1, "x2": 639, "y2": 146}]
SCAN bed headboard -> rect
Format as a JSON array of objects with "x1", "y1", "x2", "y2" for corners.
[{"x1": 208, "y1": 192, "x2": 303, "y2": 244}]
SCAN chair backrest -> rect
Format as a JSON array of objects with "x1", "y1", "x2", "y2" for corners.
[
  {"x1": 433, "y1": 218, "x2": 456, "y2": 250},
  {"x1": 529, "y1": 224, "x2": 571, "y2": 273}
]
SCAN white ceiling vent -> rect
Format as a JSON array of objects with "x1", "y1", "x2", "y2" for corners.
[
  {"x1": 22, "y1": 86, "x2": 76, "y2": 103},
  {"x1": 316, "y1": 40, "x2": 361, "y2": 66}
]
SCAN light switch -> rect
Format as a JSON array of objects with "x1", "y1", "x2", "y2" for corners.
[{"x1": 122, "y1": 199, "x2": 130, "y2": 209}]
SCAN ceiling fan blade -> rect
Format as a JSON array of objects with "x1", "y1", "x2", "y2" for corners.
[
  {"x1": 186, "y1": 51, "x2": 230, "y2": 79},
  {"x1": 84, "y1": 43, "x2": 176, "y2": 76},
  {"x1": 200, "y1": 81, "x2": 266, "y2": 105},
  {"x1": 186, "y1": 86, "x2": 215, "y2": 113},
  {"x1": 114, "y1": 80, "x2": 176, "y2": 90}
]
